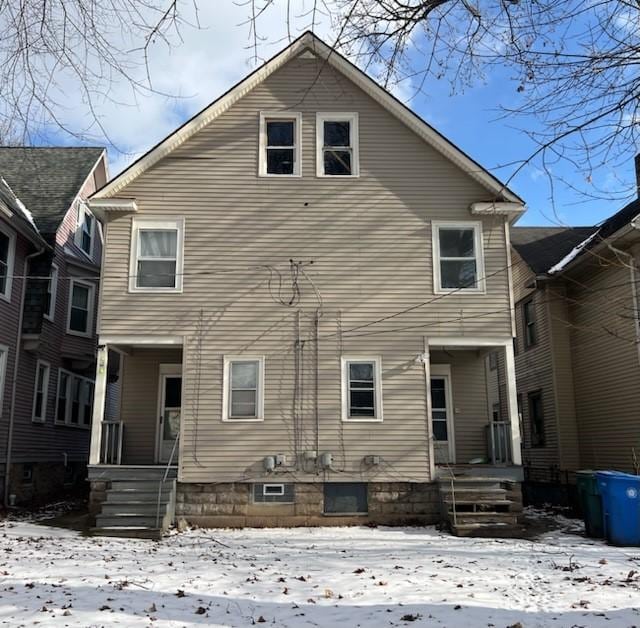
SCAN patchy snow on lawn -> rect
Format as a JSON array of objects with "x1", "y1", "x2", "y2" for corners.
[{"x1": 0, "y1": 514, "x2": 639, "y2": 627}]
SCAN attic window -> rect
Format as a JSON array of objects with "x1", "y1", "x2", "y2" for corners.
[
  {"x1": 259, "y1": 112, "x2": 302, "y2": 176},
  {"x1": 316, "y1": 113, "x2": 359, "y2": 177}
]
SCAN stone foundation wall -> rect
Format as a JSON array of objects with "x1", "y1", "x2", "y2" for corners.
[
  {"x1": 175, "y1": 481, "x2": 441, "y2": 528},
  {"x1": 89, "y1": 480, "x2": 109, "y2": 515},
  {"x1": 8, "y1": 461, "x2": 86, "y2": 505}
]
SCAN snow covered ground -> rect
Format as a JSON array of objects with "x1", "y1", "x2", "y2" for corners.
[{"x1": 0, "y1": 512, "x2": 639, "y2": 627}]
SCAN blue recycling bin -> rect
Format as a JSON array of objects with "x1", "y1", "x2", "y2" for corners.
[{"x1": 596, "y1": 471, "x2": 640, "y2": 546}]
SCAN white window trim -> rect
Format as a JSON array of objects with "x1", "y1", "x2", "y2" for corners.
[
  {"x1": 32, "y1": 360, "x2": 51, "y2": 423},
  {"x1": 0, "y1": 344, "x2": 8, "y2": 417},
  {"x1": 44, "y1": 263, "x2": 58, "y2": 322},
  {"x1": 0, "y1": 223, "x2": 16, "y2": 303},
  {"x1": 431, "y1": 220, "x2": 486, "y2": 295},
  {"x1": 316, "y1": 112, "x2": 360, "y2": 178},
  {"x1": 263, "y1": 484, "x2": 285, "y2": 496},
  {"x1": 74, "y1": 202, "x2": 96, "y2": 259},
  {"x1": 55, "y1": 368, "x2": 94, "y2": 429},
  {"x1": 222, "y1": 355, "x2": 265, "y2": 422},
  {"x1": 129, "y1": 217, "x2": 185, "y2": 293},
  {"x1": 258, "y1": 111, "x2": 302, "y2": 177},
  {"x1": 66, "y1": 278, "x2": 95, "y2": 338},
  {"x1": 341, "y1": 356, "x2": 383, "y2": 423}
]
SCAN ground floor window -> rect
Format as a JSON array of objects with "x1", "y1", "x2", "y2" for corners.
[
  {"x1": 252, "y1": 483, "x2": 295, "y2": 503},
  {"x1": 55, "y1": 369, "x2": 94, "y2": 428},
  {"x1": 528, "y1": 390, "x2": 545, "y2": 447},
  {"x1": 324, "y1": 483, "x2": 368, "y2": 514}
]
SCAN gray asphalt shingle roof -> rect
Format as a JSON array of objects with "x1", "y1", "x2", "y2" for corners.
[{"x1": 0, "y1": 147, "x2": 104, "y2": 234}]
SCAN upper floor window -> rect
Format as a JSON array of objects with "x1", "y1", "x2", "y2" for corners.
[
  {"x1": 67, "y1": 279, "x2": 94, "y2": 336},
  {"x1": 32, "y1": 360, "x2": 50, "y2": 423},
  {"x1": 523, "y1": 298, "x2": 537, "y2": 348},
  {"x1": 432, "y1": 221, "x2": 485, "y2": 293},
  {"x1": 44, "y1": 264, "x2": 58, "y2": 322},
  {"x1": 222, "y1": 356, "x2": 265, "y2": 421},
  {"x1": 75, "y1": 203, "x2": 95, "y2": 257},
  {"x1": 341, "y1": 357, "x2": 383, "y2": 422},
  {"x1": 259, "y1": 112, "x2": 301, "y2": 176},
  {"x1": 316, "y1": 113, "x2": 359, "y2": 177},
  {"x1": 0, "y1": 225, "x2": 15, "y2": 301},
  {"x1": 129, "y1": 218, "x2": 184, "y2": 292}
]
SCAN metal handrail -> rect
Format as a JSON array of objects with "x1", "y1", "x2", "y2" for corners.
[{"x1": 155, "y1": 435, "x2": 180, "y2": 529}]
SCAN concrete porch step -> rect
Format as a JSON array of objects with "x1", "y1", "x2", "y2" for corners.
[
  {"x1": 447, "y1": 512, "x2": 519, "y2": 526},
  {"x1": 106, "y1": 489, "x2": 173, "y2": 503},
  {"x1": 451, "y1": 522, "x2": 527, "y2": 538},
  {"x1": 110, "y1": 480, "x2": 174, "y2": 490},
  {"x1": 96, "y1": 514, "x2": 167, "y2": 528},
  {"x1": 90, "y1": 526, "x2": 163, "y2": 540},
  {"x1": 101, "y1": 502, "x2": 172, "y2": 516}
]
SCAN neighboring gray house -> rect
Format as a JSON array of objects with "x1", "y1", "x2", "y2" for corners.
[
  {"x1": 491, "y1": 174, "x2": 640, "y2": 504},
  {"x1": 87, "y1": 32, "x2": 526, "y2": 538},
  {"x1": 0, "y1": 147, "x2": 108, "y2": 504}
]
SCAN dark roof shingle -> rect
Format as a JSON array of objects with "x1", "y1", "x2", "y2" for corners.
[{"x1": 0, "y1": 147, "x2": 104, "y2": 234}]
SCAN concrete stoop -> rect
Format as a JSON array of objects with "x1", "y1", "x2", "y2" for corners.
[{"x1": 438, "y1": 475, "x2": 525, "y2": 537}]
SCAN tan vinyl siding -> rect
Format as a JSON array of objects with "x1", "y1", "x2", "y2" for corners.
[
  {"x1": 99, "y1": 56, "x2": 514, "y2": 482},
  {"x1": 120, "y1": 348, "x2": 183, "y2": 465},
  {"x1": 568, "y1": 258, "x2": 640, "y2": 471}
]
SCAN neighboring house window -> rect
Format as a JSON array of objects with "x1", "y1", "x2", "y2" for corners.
[
  {"x1": 44, "y1": 264, "x2": 58, "y2": 321},
  {"x1": 32, "y1": 360, "x2": 50, "y2": 423},
  {"x1": 316, "y1": 112, "x2": 359, "y2": 177},
  {"x1": 513, "y1": 336, "x2": 519, "y2": 356},
  {"x1": 489, "y1": 351, "x2": 498, "y2": 370},
  {"x1": 130, "y1": 218, "x2": 185, "y2": 292},
  {"x1": 55, "y1": 368, "x2": 94, "y2": 428},
  {"x1": 432, "y1": 221, "x2": 485, "y2": 293},
  {"x1": 259, "y1": 112, "x2": 301, "y2": 176},
  {"x1": 492, "y1": 402, "x2": 501, "y2": 422},
  {"x1": 67, "y1": 279, "x2": 94, "y2": 336},
  {"x1": 222, "y1": 356, "x2": 265, "y2": 421},
  {"x1": 0, "y1": 225, "x2": 15, "y2": 301},
  {"x1": 0, "y1": 344, "x2": 7, "y2": 416},
  {"x1": 528, "y1": 390, "x2": 545, "y2": 447},
  {"x1": 75, "y1": 203, "x2": 95, "y2": 257},
  {"x1": 341, "y1": 357, "x2": 383, "y2": 422},
  {"x1": 523, "y1": 298, "x2": 537, "y2": 348}
]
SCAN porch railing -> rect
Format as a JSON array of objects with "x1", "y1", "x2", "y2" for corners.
[
  {"x1": 486, "y1": 421, "x2": 512, "y2": 465},
  {"x1": 100, "y1": 421, "x2": 124, "y2": 465}
]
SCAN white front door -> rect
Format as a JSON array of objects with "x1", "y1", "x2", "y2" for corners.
[
  {"x1": 157, "y1": 365, "x2": 182, "y2": 463},
  {"x1": 430, "y1": 366, "x2": 455, "y2": 464}
]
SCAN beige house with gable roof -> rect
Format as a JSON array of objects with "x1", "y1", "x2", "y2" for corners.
[{"x1": 86, "y1": 32, "x2": 527, "y2": 538}]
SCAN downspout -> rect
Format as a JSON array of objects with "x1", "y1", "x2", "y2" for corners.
[{"x1": 4, "y1": 245, "x2": 46, "y2": 506}]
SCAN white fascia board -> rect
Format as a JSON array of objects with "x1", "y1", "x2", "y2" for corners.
[
  {"x1": 91, "y1": 32, "x2": 522, "y2": 204},
  {"x1": 470, "y1": 202, "x2": 526, "y2": 216}
]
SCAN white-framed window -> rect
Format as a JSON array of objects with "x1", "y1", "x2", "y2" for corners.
[
  {"x1": 75, "y1": 202, "x2": 95, "y2": 258},
  {"x1": 0, "y1": 344, "x2": 8, "y2": 417},
  {"x1": 341, "y1": 356, "x2": 383, "y2": 422},
  {"x1": 0, "y1": 224, "x2": 16, "y2": 302},
  {"x1": 129, "y1": 217, "x2": 185, "y2": 292},
  {"x1": 55, "y1": 368, "x2": 94, "y2": 428},
  {"x1": 44, "y1": 263, "x2": 58, "y2": 321},
  {"x1": 32, "y1": 360, "x2": 50, "y2": 423},
  {"x1": 259, "y1": 112, "x2": 302, "y2": 177},
  {"x1": 263, "y1": 484, "x2": 285, "y2": 496},
  {"x1": 316, "y1": 112, "x2": 359, "y2": 177},
  {"x1": 432, "y1": 221, "x2": 485, "y2": 294},
  {"x1": 222, "y1": 355, "x2": 265, "y2": 422},
  {"x1": 67, "y1": 279, "x2": 94, "y2": 336}
]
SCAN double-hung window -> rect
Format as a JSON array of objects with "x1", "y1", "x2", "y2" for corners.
[
  {"x1": 0, "y1": 225, "x2": 15, "y2": 301},
  {"x1": 130, "y1": 218, "x2": 184, "y2": 292},
  {"x1": 316, "y1": 113, "x2": 359, "y2": 177},
  {"x1": 432, "y1": 221, "x2": 485, "y2": 293},
  {"x1": 0, "y1": 344, "x2": 8, "y2": 416},
  {"x1": 75, "y1": 203, "x2": 95, "y2": 257},
  {"x1": 32, "y1": 360, "x2": 50, "y2": 422},
  {"x1": 259, "y1": 112, "x2": 301, "y2": 176},
  {"x1": 55, "y1": 368, "x2": 93, "y2": 427},
  {"x1": 523, "y1": 298, "x2": 537, "y2": 348},
  {"x1": 223, "y1": 356, "x2": 265, "y2": 421},
  {"x1": 341, "y1": 357, "x2": 383, "y2": 422},
  {"x1": 44, "y1": 264, "x2": 58, "y2": 321},
  {"x1": 67, "y1": 279, "x2": 94, "y2": 336},
  {"x1": 528, "y1": 390, "x2": 545, "y2": 447}
]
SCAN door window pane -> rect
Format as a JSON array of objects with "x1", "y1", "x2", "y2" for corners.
[
  {"x1": 431, "y1": 377, "x2": 449, "y2": 442},
  {"x1": 164, "y1": 376, "x2": 182, "y2": 408}
]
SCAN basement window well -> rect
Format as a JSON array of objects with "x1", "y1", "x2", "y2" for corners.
[{"x1": 323, "y1": 482, "x2": 368, "y2": 515}]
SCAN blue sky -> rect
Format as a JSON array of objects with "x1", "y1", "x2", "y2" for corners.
[{"x1": 48, "y1": 3, "x2": 635, "y2": 228}]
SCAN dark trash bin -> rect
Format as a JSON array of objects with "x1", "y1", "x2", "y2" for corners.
[
  {"x1": 596, "y1": 471, "x2": 640, "y2": 547},
  {"x1": 576, "y1": 470, "x2": 604, "y2": 538}
]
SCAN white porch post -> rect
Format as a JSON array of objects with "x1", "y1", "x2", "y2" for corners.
[
  {"x1": 503, "y1": 340, "x2": 522, "y2": 465},
  {"x1": 89, "y1": 344, "x2": 108, "y2": 465},
  {"x1": 422, "y1": 338, "x2": 436, "y2": 480}
]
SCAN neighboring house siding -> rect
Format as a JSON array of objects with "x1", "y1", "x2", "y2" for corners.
[
  {"x1": 99, "y1": 57, "x2": 514, "y2": 483},
  {"x1": 568, "y1": 258, "x2": 640, "y2": 471}
]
